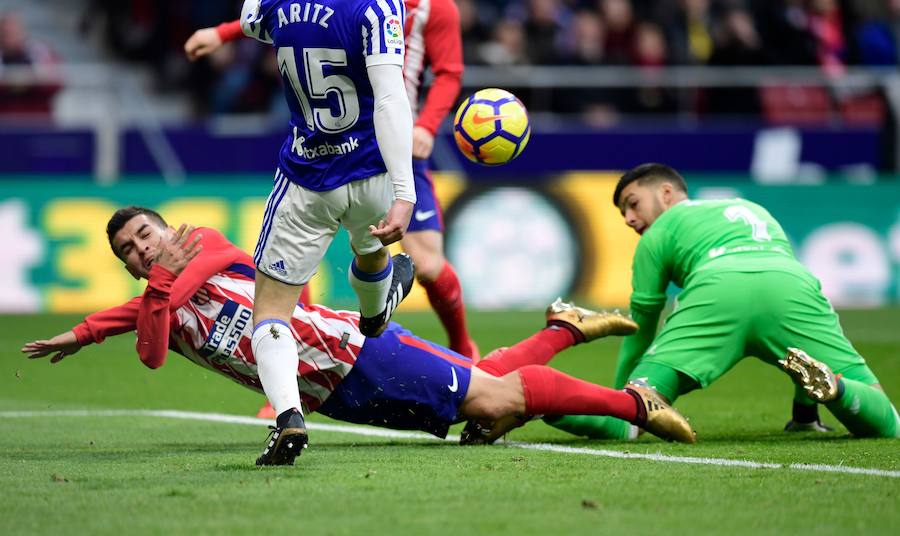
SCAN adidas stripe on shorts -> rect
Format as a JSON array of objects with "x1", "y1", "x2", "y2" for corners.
[{"x1": 254, "y1": 169, "x2": 394, "y2": 285}]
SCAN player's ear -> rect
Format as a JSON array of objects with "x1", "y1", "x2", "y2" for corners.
[
  {"x1": 660, "y1": 182, "x2": 674, "y2": 205},
  {"x1": 125, "y1": 264, "x2": 141, "y2": 280}
]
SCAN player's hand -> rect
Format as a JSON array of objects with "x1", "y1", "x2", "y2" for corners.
[
  {"x1": 155, "y1": 224, "x2": 203, "y2": 275},
  {"x1": 369, "y1": 199, "x2": 414, "y2": 246},
  {"x1": 412, "y1": 126, "x2": 434, "y2": 160},
  {"x1": 191, "y1": 286, "x2": 211, "y2": 306},
  {"x1": 184, "y1": 27, "x2": 223, "y2": 61},
  {"x1": 21, "y1": 330, "x2": 82, "y2": 363}
]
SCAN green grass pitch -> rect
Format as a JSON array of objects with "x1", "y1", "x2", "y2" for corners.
[{"x1": 2, "y1": 309, "x2": 898, "y2": 535}]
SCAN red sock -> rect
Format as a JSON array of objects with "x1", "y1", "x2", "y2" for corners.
[
  {"x1": 476, "y1": 327, "x2": 576, "y2": 377},
  {"x1": 517, "y1": 365, "x2": 638, "y2": 422},
  {"x1": 420, "y1": 261, "x2": 472, "y2": 353}
]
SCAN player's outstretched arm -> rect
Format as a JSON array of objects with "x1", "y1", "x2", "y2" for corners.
[
  {"x1": 21, "y1": 330, "x2": 82, "y2": 364},
  {"x1": 413, "y1": 0, "x2": 464, "y2": 159},
  {"x1": 184, "y1": 20, "x2": 243, "y2": 61}
]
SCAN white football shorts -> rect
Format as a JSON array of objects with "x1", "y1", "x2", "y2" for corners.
[{"x1": 254, "y1": 169, "x2": 393, "y2": 285}]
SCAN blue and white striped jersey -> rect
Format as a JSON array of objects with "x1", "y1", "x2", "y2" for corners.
[{"x1": 241, "y1": 0, "x2": 406, "y2": 191}]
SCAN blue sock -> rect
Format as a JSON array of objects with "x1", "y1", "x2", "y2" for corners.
[{"x1": 348, "y1": 256, "x2": 393, "y2": 317}]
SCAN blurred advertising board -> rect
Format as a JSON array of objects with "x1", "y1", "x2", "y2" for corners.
[{"x1": 1, "y1": 174, "x2": 898, "y2": 313}]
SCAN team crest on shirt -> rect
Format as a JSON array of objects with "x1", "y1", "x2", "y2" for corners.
[{"x1": 384, "y1": 16, "x2": 403, "y2": 48}]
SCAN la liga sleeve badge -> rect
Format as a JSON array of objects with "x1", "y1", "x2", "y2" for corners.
[{"x1": 383, "y1": 15, "x2": 404, "y2": 49}]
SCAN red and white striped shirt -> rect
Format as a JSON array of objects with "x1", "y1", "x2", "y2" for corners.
[{"x1": 71, "y1": 228, "x2": 364, "y2": 413}]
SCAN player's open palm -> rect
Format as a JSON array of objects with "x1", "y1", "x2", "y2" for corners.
[
  {"x1": 370, "y1": 199, "x2": 414, "y2": 246},
  {"x1": 21, "y1": 330, "x2": 81, "y2": 363},
  {"x1": 155, "y1": 224, "x2": 203, "y2": 275}
]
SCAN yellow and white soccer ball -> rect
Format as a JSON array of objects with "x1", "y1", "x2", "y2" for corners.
[{"x1": 453, "y1": 88, "x2": 530, "y2": 166}]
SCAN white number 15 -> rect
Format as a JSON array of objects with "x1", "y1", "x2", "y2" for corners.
[{"x1": 277, "y1": 46, "x2": 360, "y2": 134}]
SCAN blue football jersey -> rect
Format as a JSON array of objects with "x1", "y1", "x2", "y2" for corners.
[{"x1": 241, "y1": 0, "x2": 406, "y2": 191}]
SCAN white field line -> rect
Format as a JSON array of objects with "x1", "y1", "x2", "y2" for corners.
[{"x1": 2, "y1": 409, "x2": 898, "y2": 479}]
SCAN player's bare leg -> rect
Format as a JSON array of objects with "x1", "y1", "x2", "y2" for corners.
[
  {"x1": 251, "y1": 271, "x2": 308, "y2": 465},
  {"x1": 351, "y1": 248, "x2": 415, "y2": 337},
  {"x1": 402, "y1": 230, "x2": 479, "y2": 359}
]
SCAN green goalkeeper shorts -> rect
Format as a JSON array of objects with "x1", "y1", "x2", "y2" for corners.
[{"x1": 630, "y1": 269, "x2": 880, "y2": 391}]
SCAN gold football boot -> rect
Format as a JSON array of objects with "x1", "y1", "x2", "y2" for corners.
[
  {"x1": 545, "y1": 298, "x2": 638, "y2": 342},
  {"x1": 778, "y1": 347, "x2": 839, "y2": 403},
  {"x1": 625, "y1": 384, "x2": 697, "y2": 443}
]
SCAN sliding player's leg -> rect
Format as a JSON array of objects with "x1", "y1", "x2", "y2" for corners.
[
  {"x1": 462, "y1": 299, "x2": 639, "y2": 443},
  {"x1": 460, "y1": 365, "x2": 696, "y2": 444},
  {"x1": 754, "y1": 270, "x2": 899, "y2": 438},
  {"x1": 545, "y1": 277, "x2": 744, "y2": 440},
  {"x1": 476, "y1": 298, "x2": 638, "y2": 377},
  {"x1": 545, "y1": 361, "x2": 700, "y2": 440}
]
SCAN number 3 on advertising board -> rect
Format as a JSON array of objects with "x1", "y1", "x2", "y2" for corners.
[{"x1": 45, "y1": 200, "x2": 136, "y2": 312}]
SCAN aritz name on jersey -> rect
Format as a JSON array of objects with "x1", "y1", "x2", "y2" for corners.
[
  {"x1": 276, "y1": 2, "x2": 335, "y2": 29},
  {"x1": 199, "y1": 300, "x2": 253, "y2": 363},
  {"x1": 291, "y1": 127, "x2": 360, "y2": 160}
]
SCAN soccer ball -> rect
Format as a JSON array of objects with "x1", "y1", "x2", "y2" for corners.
[{"x1": 453, "y1": 88, "x2": 530, "y2": 166}]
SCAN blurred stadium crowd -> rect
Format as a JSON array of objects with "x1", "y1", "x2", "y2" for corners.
[{"x1": 2, "y1": 0, "x2": 899, "y2": 123}]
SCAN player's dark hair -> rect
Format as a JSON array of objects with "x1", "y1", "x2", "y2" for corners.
[
  {"x1": 613, "y1": 163, "x2": 688, "y2": 206},
  {"x1": 106, "y1": 206, "x2": 167, "y2": 257}
]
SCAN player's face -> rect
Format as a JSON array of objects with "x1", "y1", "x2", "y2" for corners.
[
  {"x1": 111, "y1": 215, "x2": 170, "y2": 279},
  {"x1": 618, "y1": 181, "x2": 666, "y2": 235}
]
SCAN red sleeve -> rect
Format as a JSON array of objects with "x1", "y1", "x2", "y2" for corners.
[
  {"x1": 216, "y1": 20, "x2": 244, "y2": 42},
  {"x1": 415, "y1": 0, "x2": 464, "y2": 135},
  {"x1": 136, "y1": 264, "x2": 178, "y2": 369},
  {"x1": 135, "y1": 227, "x2": 246, "y2": 369},
  {"x1": 71, "y1": 297, "x2": 142, "y2": 347}
]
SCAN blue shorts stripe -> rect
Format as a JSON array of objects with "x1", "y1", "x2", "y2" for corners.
[
  {"x1": 254, "y1": 172, "x2": 290, "y2": 266},
  {"x1": 253, "y1": 170, "x2": 285, "y2": 261},
  {"x1": 255, "y1": 170, "x2": 287, "y2": 255}
]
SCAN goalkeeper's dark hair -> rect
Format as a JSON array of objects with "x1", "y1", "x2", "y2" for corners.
[
  {"x1": 106, "y1": 206, "x2": 167, "y2": 257},
  {"x1": 613, "y1": 163, "x2": 688, "y2": 207}
]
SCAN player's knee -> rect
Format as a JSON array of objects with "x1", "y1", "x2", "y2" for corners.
[{"x1": 413, "y1": 253, "x2": 446, "y2": 282}]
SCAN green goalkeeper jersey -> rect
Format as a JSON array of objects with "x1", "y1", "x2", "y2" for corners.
[{"x1": 616, "y1": 198, "x2": 807, "y2": 387}]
